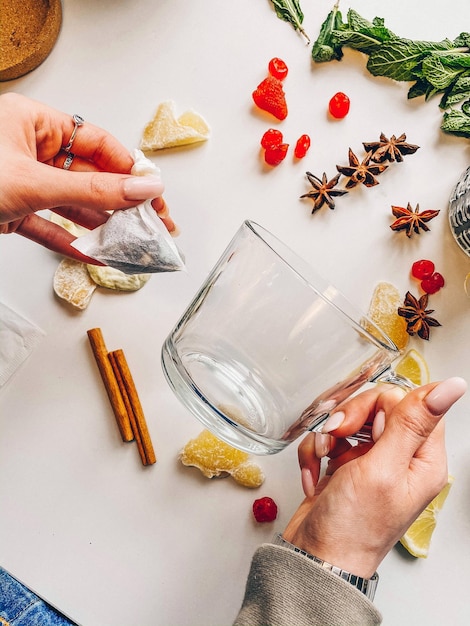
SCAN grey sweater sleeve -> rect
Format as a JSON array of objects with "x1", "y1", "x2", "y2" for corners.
[{"x1": 233, "y1": 544, "x2": 382, "y2": 626}]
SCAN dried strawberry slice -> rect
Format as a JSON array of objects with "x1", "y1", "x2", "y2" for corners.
[
  {"x1": 261, "y1": 128, "x2": 283, "y2": 148},
  {"x1": 252, "y1": 76, "x2": 288, "y2": 121},
  {"x1": 264, "y1": 143, "x2": 289, "y2": 166}
]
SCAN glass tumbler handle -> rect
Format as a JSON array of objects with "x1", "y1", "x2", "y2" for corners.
[{"x1": 349, "y1": 368, "x2": 417, "y2": 443}]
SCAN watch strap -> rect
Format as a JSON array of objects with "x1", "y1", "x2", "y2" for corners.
[{"x1": 272, "y1": 533, "x2": 379, "y2": 601}]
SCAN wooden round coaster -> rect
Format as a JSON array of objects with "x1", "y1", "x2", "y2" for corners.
[{"x1": 0, "y1": 0, "x2": 62, "y2": 82}]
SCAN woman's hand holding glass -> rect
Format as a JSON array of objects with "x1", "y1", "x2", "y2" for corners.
[{"x1": 283, "y1": 378, "x2": 467, "y2": 579}]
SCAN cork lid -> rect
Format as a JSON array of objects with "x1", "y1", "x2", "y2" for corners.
[{"x1": 0, "y1": 0, "x2": 62, "y2": 82}]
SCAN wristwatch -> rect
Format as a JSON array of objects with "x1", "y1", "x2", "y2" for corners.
[{"x1": 272, "y1": 533, "x2": 379, "y2": 601}]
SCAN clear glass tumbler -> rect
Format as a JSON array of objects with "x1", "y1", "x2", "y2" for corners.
[{"x1": 162, "y1": 221, "x2": 410, "y2": 454}]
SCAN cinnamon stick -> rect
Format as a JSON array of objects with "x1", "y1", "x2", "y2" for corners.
[
  {"x1": 109, "y1": 348, "x2": 156, "y2": 465},
  {"x1": 86, "y1": 328, "x2": 134, "y2": 442},
  {"x1": 108, "y1": 351, "x2": 147, "y2": 466}
]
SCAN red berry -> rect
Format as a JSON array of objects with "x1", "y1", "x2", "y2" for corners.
[
  {"x1": 268, "y1": 57, "x2": 288, "y2": 81},
  {"x1": 421, "y1": 272, "x2": 445, "y2": 294},
  {"x1": 294, "y1": 134, "x2": 311, "y2": 159},
  {"x1": 328, "y1": 92, "x2": 350, "y2": 119},
  {"x1": 264, "y1": 142, "x2": 289, "y2": 166},
  {"x1": 252, "y1": 76, "x2": 288, "y2": 121},
  {"x1": 412, "y1": 259, "x2": 435, "y2": 280},
  {"x1": 252, "y1": 497, "x2": 278, "y2": 523},
  {"x1": 261, "y1": 128, "x2": 283, "y2": 149}
]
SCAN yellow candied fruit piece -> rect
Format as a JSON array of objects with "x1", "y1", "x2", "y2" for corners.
[
  {"x1": 367, "y1": 281, "x2": 409, "y2": 351},
  {"x1": 140, "y1": 100, "x2": 210, "y2": 151},
  {"x1": 53, "y1": 258, "x2": 96, "y2": 310},
  {"x1": 180, "y1": 429, "x2": 264, "y2": 488},
  {"x1": 231, "y1": 463, "x2": 265, "y2": 489}
]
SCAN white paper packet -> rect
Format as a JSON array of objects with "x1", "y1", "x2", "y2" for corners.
[
  {"x1": 71, "y1": 150, "x2": 185, "y2": 275},
  {"x1": 0, "y1": 301, "x2": 45, "y2": 388}
]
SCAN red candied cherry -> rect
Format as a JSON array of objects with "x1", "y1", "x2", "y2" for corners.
[
  {"x1": 294, "y1": 134, "x2": 311, "y2": 159},
  {"x1": 412, "y1": 259, "x2": 435, "y2": 280},
  {"x1": 328, "y1": 92, "x2": 350, "y2": 119},
  {"x1": 268, "y1": 57, "x2": 288, "y2": 81},
  {"x1": 264, "y1": 142, "x2": 289, "y2": 166},
  {"x1": 421, "y1": 272, "x2": 445, "y2": 294},
  {"x1": 261, "y1": 128, "x2": 283, "y2": 149},
  {"x1": 253, "y1": 496, "x2": 278, "y2": 523}
]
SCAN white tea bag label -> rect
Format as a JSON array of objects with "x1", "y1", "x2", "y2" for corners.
[{"x1": 0, "y1": 302, "x2": 45, "y2": 388}]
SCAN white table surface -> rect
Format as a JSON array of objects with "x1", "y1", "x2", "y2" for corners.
[{"x1": 1, "y1": 1, "x2": 470, "y2": 624}]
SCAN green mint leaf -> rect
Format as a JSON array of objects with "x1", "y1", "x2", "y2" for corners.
[
  {"x1": 441, "y1": 107, "x2": 470, "y2": 138},
  {"x1": 346, "y1": 9, "x2": 397, "y2": 43},
  {"x1": 408, "y1": 79, "x2": 440, "y2": 101},
  {"x1": 332, "y1": 29, "x2": 384, "y2": 55},
  {"x1": 408, "y1": 79, "x2": 431, "y2": 99},
  {"x1": 438, "y1": 51, "x2": 470, "y2": 69},
  {"x1": 422, "y1": 53, "x2": 466, "y2": 90},
  {"x1": 270, "y1": 0, "x2": 310, "y2": 43},
  {"x1": 367, "y1": 39, "x2": 454, "y2": 82},
  {"x1": 454, "y1": 32, "x2": 470, "y2": 47},
  {"x1": 441, "y1": 89, "x2": 470, "y2": 109},
  {"x1": 311, "y1": 6, "x2": 344, "y2": 62},
  {"x1": 440, "y1": 73, "x2": 470, "y2": 108},
  {"x1": 321, "y1": 9, "x2": 397, "y2": 57},
  {"x1": 345, "y1": 9, "x2": 377, "y2": 35}
]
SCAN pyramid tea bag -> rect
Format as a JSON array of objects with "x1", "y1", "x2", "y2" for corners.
[{"x1": 71, "y1": 150, "x2": 185, "y2": 275}]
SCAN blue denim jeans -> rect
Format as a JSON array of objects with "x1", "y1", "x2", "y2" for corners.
[{"x1": 0, "y1": 568, "x2": 77, "y2": 626}]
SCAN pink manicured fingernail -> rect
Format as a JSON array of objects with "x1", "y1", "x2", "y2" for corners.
[
  {"x1": 322, "y1": 411, "x2": 344, "y2": 434},
  {"x1": 424, "y1": 377, "x2": 467, "y2": 415},
  {"x1": 123, "y1": 176, "x2": 164, "y2": 200},
  {"x1": 301, "y1": 468, "x2": 316, "y2": 498},
  {"x1": 372, "y1": 409, "x2": 385, "y2": 442},
  {"x1": 315, "y1": 433, "x2": 331, "y2": 458}
]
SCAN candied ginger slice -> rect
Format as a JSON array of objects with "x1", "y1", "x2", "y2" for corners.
[
  {"x1": 140, "y1": 100, "x2": 210, "y2": 151},
  {"x1": 177, "y1": 110, "x2": 210, "y2": 136},
  {"x1": 53, "y1": 258, "x2": 96, "y2": 310},
  {"x1": 366, "y1": 281, "x2": 409, "y2": 351},
  {"x1": 231, "y1": 463, "x2": 265, "y2": 489},
  {"x1": 180, "y1": 429, "x2": 264, "y2": 487},
  {"x1": 87, "y1": 264, "x2": 151, "y2": 292}
]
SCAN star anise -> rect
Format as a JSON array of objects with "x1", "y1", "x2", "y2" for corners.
[
  {"x1": 363, "y1": 133, "x2": 420, "y2": 163},
  {"x1": 390, "y1": 203, "x2": 440, "y2": 237},
  {"x1": 300, "y1": 172, "x2": 348, "y2": 212},
  {"x1": 336, "y1": 148, "x2": 388, "y2": 188},
  {"x1": 397, "y1": 291, "x2": 441, "y2": 340}
]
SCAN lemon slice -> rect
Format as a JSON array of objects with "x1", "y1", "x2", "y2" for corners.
[
  {"x1": 140, "y1": 101, "x2": 210, "y2": 151},
  {"x1": 395, "y1": 349, "x2": 430, "y2": 386},
  {"x1": 366, "y1": 281, "x2": 409, "y2": 351},
  {"x1": 400, "y1": 475, "x2": 454, "y2": 558}
]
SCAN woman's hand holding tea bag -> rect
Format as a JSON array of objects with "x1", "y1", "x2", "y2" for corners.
[{"x1": 0, "y1": 93, "x2": 176, "y2": 263}]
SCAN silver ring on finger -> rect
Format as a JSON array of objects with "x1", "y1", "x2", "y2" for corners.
[
  {"x1": 63, "y1": 152, "x2": 75, "y2": 170},
  {"x1": 63, "y1": 113, "x2": 84, "y2": 153}
]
